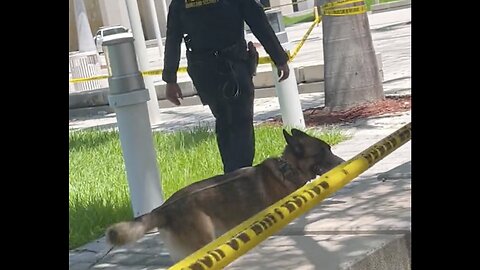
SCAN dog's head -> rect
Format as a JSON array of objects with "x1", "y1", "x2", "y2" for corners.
[{"x1": 282, "y1": 128, "x2": 345, "y2": 181}]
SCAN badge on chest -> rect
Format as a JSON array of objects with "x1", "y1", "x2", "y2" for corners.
[{"x1": 185, "y1": 0, "x2": 218, "y2": 8}]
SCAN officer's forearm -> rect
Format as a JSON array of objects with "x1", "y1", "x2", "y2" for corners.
[
  {"x1": 163, "y1": 1, "x2": 183, "y2": 83},
  {"x1": 162, "y1": 39, "x2": 181, "y2": 83},
  {"x1": 162, "y1": 36, "x2": 181, "y2": 83}
]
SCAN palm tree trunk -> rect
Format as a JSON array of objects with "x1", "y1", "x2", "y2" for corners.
[{"x1": 322, "y1": 0, "x2": 384, "y2": 110}]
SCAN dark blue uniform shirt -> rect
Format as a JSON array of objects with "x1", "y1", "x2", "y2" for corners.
[{"x1": 162, "y1": 0, "x2": 289, "y2": 83}]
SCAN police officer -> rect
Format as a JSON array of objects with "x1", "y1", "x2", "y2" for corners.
[{"x1": 163, "y1": 0, "x2": 290, "y2": 174}]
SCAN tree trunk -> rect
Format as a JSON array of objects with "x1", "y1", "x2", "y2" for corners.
[{"x1": 322, "y1": 0, "x2": 384, "y2": 111}]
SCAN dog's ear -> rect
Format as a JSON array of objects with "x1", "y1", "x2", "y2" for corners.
[
  {"x1": 291, "y1": 128, "x2": 309, "y2": 138},
  {"x1": 283, "y1": 129, "x2": 303, "y2": 156},
  {"x1": 283, "y1": 129, "x2": 293, "y2": 143}
]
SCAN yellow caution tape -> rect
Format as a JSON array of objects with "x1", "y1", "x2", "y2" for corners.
[
  {"x1": 258, "y1": 56, "x2": 272, "y2": 65},
  {"x1": 69, "y1": 67, "x2": 189, "y2": 83},
  {"x1": 323, "y1": 0, "x2": 365, "y2": 9},
  {"x1": 322, "y1": 5, "x2": 367, "y2": 16},
  {"x1": 314, "y1": 4, "x2": 321, "y2": 22},
  {"x1": 167, "y1": 123, "x2": 412, "y2": 270},
  {"x1": 141, "y1": 66, "x2": 188, "y2": 77},
  {"x1": 69, "y1": 75, "x2": 109, "y2": 83},
  {"x1": 141, "y1": 69, "x2": 163, "y2": 76},
  {"x1": 289, "y1": 6, "x2": 321, "y2": 62}
]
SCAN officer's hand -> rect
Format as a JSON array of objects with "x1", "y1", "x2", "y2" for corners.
[
  {"x1": 166, "y1": 82, "x2": 183, "y2": 106},
  {"x1": 276, "y1": 63, "x2": 290, "y2": 82}
]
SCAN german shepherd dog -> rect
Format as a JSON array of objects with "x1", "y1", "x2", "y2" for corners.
[{"x1": 106, "y1": 129, "x2": 344, "y2": 261}]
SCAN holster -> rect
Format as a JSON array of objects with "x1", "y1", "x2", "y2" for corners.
[{"x1": 247, "y1": 41, "x2": 259, "y2": 76}]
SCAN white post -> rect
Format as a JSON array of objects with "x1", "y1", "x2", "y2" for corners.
[
  {"x1": 265, "y1": 8, "x2": 305, "y2": 129},
  {"x1": 147, "y1": 0, "x2": 164, "y2": 62},
  {"x1": 124, "y1": 0, "x2": 162, "y2": 126},
  {"x1": 272, "y1": 62, "x2": 305, "y2": 129},
  {"x1": 103, "y1": 32, "x2": 164, "y2": 217}
]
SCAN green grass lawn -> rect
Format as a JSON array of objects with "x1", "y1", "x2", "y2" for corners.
[
  {"x1": 69, "y1": 125, "x2": 349, "y2": 250},
  {"x1": 283, "y1": 0, "x2": 400, "y2": 27}
]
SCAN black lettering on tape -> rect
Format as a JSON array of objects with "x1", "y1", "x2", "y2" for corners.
[
  {"x1": 305, "y1": 189, "x2": 317, "y2": 199},
  {"x1": 189, "y1": 262, "x2": 205, "y2": 270},
  {"x1": 311, "y1": 185, "x2": 321, "y2": 195},
  {"x1": 237, "y1": 232, "x2": 250, "y2": 244},
  {"x1": 226, "y1": 238, "x2": 240, "y2": 251},
  {"x1": 274, "y1": 208, "x2": 284, "y2": 219},
  {"x1": 198, "y1": 256, "x2": 214, "y2": 268},
  {"x1": 362, "y1": 152, "x2": 374, "y2": 164},
  {"x1": 320, "y1": 181, "x2": 329, "y2": 189},
  {"x1": 281, "y1": 200, "x2": 297, "y2": 213},
  {"x1": 251, "y1": 223, "x2": 263, "y2": 236}
]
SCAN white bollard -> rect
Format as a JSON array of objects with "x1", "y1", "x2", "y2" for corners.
[
  {"x1": 271, "y1": 62, "x2": 305, "y2": 129},
  {"x1": 103, "y1": 32, "x2": 163, "y2": 217},
  {"x1": 264, "y1": 8, "x2": 305, "y2": 129}
]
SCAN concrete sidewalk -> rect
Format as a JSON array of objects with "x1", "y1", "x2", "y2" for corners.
[{"x1": 69, "y1": 111, "x2": 411, "y2": 270}]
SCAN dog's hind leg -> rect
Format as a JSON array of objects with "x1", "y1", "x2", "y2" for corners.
[{"x1": 161, "y1": 210, "x2": 216, "y2": 262}]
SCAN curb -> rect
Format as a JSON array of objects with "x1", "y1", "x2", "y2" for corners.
[{"x1": 371, "y1": 0, "x2": 411, "y2": 14}]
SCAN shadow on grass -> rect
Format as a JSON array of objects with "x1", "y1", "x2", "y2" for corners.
[
  {"x1": 69, "y1": 196, "x2": 132, "y2": 250},
  {"x1": 154, "y1": 126, "x2": 217, "y2": 152},
  {"x1": 69, "y1": 130, "x2": 119, "y2": 152}
]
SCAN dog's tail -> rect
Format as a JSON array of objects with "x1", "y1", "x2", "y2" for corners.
[{"x1": 106, "y1": 211, "x2": 165, "y2": 246}]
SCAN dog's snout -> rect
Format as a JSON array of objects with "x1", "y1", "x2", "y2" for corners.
[
  {"x1": 314, "y1": 155, "x2": 346, "y2": 176},
  {"x1": 325, "y1": 155, "x2": 345, "y2": 172},
  {"x1": 334, "y1": 155, "x2": 345, "y2": 165}
]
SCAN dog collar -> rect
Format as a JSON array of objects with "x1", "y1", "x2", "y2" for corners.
[{"x1": 277, "y1": 158, "x2": 298, "y2": 182}]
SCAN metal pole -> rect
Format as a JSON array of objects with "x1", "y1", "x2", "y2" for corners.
[
  {"x1": 124, "y1": 0, "x2": 162, "y2": 126},
  {"x1": 147, "y1": 0, "x2": 164, "y2": 62},
  {"x1": 103, "y1": 32, "x2": 164, "y2": 217}
]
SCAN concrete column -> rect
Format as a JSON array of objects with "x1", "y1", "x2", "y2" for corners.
[
  {"x1": 98, "y1": 0, "x2": 132, "y2": 29},
  {"x1": 147, "y1": 0, "x2": 165, "y2": 61},
  {"x1": 270, "y1": 0, "x2": 294, "y2": 15},
  {"x1": 154, "y1": 0, "x2": 168, "y2": 37},
  {"x1": 73, "y1": 0, "x2": 97, "y2": 52},
  {"x1": 297, "y1": 0, "x2": 315, "y2": 12}
]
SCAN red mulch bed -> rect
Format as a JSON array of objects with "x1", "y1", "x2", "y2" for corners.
[{"x1": 265, "y1": 95, "x2": 411, "y2": 127}]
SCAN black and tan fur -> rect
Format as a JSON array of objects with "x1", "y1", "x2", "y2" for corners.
[{"x1": 106, "y1": 129, "x2": 344, "y2": 261}]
